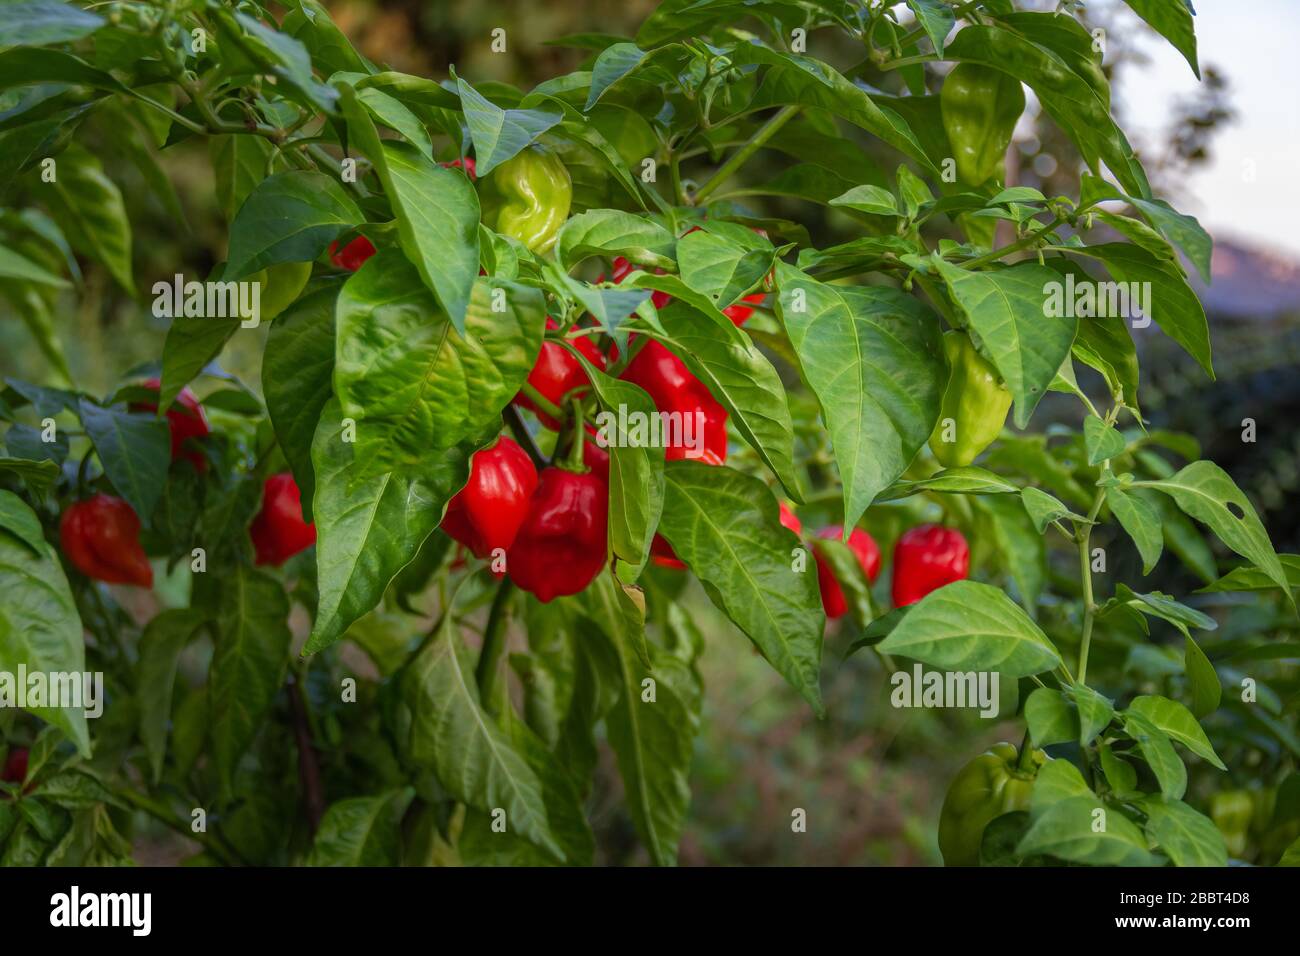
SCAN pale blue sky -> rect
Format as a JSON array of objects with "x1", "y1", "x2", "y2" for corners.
[{"x1": 1116, "y1": 0, "x2": 1300, "y2": 256}]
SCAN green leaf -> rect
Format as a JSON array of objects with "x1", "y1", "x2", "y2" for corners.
[
  {"x1": 137, "y1": 608, "x2": 204, "y2": 783},
  {"x1": 653, "y1": 302, "x2": 801, "y2": 500},
  {"x1": 978, "y1": 493, "x2": 1046, "y2": 612},
  {"x1": 36, "y1": 144, "x2": 134, "y2": 294},
  {"x1": 0, "y1": 2, "x2": 104, "y2": 46},
  {"x1": 209, "y1": 566, "x2": 293, "y2": 796},
  {"x1": 876, "y1": 580, "x2": 1062, "y2": 677},
  {"x1": 304, "y1": 400, "x2": 482, "y2": 654},
  {"x1": 1068, "y1": 683, "x2": 1115, "y2": 748},
  {"x1": 657, "y1": 461, "x2": 825, "y2": 715},
  {"x1": 1083, "y1": 414, "x2": 1126, "y2": 464},
  {"x1": 905, "y1": 0, "x2": 955, "y2": 56},
  {"x1": 334, "y1": 250, "x2": 544, "y2": 475},
  {"x1": 775, "y1": 263, "x2": 944, "y2": 531},
  {"x1": 1099, "y1": 741, "x2": 1138, "y2": 795},
  {"x1": 263, "y1": 284, "x2": 338, "y2": 521},
  {"x1": 0, "y1": 246, "x2": 69, "y2": 288},
  {"x1": 1127, "y1": 694, "x2": 1226, "y2": 770},
  {"x1": 1142, "y1": 460, "x2": 1293, "y2": 610},
  {"x1": 1122, "y1": 710, "x2": 1187, "y2": 799},
  {"x1": 1072, "y1": 243, "x2": 1212, "y2": 379},
  {"x1": 1024, "y1": 688, "x2": 1077, "y2": 747},
  {"x1": 395, "y1": 612, "x2": 562, "y2": 861},
  {"x1": 210, "y1": 135, "x2": 278, "y2": 224},
  {"x1": 230, "y1": 11, "x2": 338, "y2": 113},
  {"x1": 675, "y1": 228, "x2": 773, "y2": 309},
  {"x1": 581, "y1": 574, "x2": 695, "y2": 866},
  {"x1": 876, "y1": 466, "x2": 1019, "y2": 502},
  {"x1": 1020, "y1": 486, "x2": 1081, "y2": 534},
  {"x1": 78, "y1": 399, "x2": 170, "y2": 522},
  {"x1": 0, "y1": 489, "x2": 45, "y2": 554},
  {"x1": 933, "y1": 258, "x2": 1077, "y2": 428},
  {"x1": 340, "y1": 86, "x2": 479, "y2": 332},
  {"x1": 307, "y1": 789, "x2": 414, "y2": 866},
  {"x1": 1183, "y1": 635, "x2": 1221, "y2": 718},
  {"x1": 1106, "y1": 485, "x2": 1163, "y2": 574},
  {"x1": 0, "y1": 456, "x2": 59, "y2": 493},
  {"x1": 224, "y1": 171, "x2": 362, "y2": 279},
  {"x1": 1139, "y1": 796, "x2": 1226, "y2": 867},
  {"x1": 0, "y1": 47, "x2": 128, "y2": 94},
  {"x1": 1123, "y1": 0, "x2": 1199, "y2": 78},
  {"x1": 158, "y1": 310, "x2": 240, "y2": 413},
  {"x1": 1018, "y1": 795, "x2": 1162, "y2": 866},
  {"x1": 828, "y1": 184, "x2": 898, "y2": 216},
  {"x1": 457, "y1": 77, "x2": 563, "y2": 177},
  {"x1": 1199, "y1": 555, "x2": 1300, "y2": 595},
  {"x1": 584, "y1": 42, "x2": 650, "y2": 110},
  {"x1": 555, "y1": 209, "x2": 676, "y2": 271},
  {"x1": 0, "y1": 509, "x2": 88, "y2": 755},
  {"x1": 282, "y1": 0, "x2": 373, "y2": 77},
  {"x1": 582, "y1": 367, "x2": 663, "y2": 574}
]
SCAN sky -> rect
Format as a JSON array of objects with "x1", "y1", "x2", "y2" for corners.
[{"x1": 1115, "y1": 0, "x2": 1300, "y2": 257}]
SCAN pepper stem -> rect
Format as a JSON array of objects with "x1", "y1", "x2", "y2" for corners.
[{"x1": 564, "y1": 398, "x2": 588, "y2": 472}]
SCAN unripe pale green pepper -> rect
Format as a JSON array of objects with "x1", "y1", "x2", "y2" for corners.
[
  {"x1": 941, "y1": 63, "x2": 1025, "y2": 186},
  {"x1": 1211, "y1": 790, "x2": 1254, "y2": 858},
  {"x1": 938, "y1": 742, "x2": 1046, "y2": 867},
  {"x1": 477, "y1": 144, "x2": 572, "y2": 254},
  {"x1": 929, "y1": 330, "x2": 1013, "y2": 468}
]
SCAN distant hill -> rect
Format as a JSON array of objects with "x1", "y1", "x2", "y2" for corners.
[{"x1": 1190, "y1": 235, "x2": 1300, "y2": 320}]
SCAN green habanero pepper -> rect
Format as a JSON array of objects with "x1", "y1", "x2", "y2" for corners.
[
  {"x1": 928, "y1": 330, "x2": 1013, "y2": 468},
  {"x1": 938, "y1": 742, "x2": 1046, "y2": 867},
  {"x1": 478, "y1": 144, "x2": 572, "y2": 254},
  {"x1": 941, "y1": 63, "x2": 1025, "y2": 187}
]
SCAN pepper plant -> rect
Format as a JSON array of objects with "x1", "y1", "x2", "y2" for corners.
[{"x1": 0, "y1": 0, "x2": 1297, "y2": 869}]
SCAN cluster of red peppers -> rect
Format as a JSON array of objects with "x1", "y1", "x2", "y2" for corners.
[
  {"x1": 60, "y1": 383, "x2": 317, "y2": 588},
  {"x1": 780, "y1": 504, "x2": 970, "y2": 620}
]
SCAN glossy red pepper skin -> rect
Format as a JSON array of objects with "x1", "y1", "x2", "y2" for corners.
[
  {"x1": 2, "y1": 747, "x2": 29, "y2": 785},
  {"x1": 778, "y1": 501, "x2": 802, "y2": 535},
  {"x1": 59, "y1": 494, "x2": 153, "y2": 587},
  {"x1": 443, "y1": 156, "x2": 476, "y2": 179},
  {"x1": 133, "y1": 378, "x2": 210, "y2": 471},
  {"x1": 440, "y1": 436, "x2": 538, "y2": 561},
  {"x1": 328, "y1": 235, "x2": 377, "y2": 272},
  {"x1": 514, "y1": 318, "x2": 607, "y2": 430},
  {"x1": 892, "y1": 524, "x2": 970, "y2": 607},
  {"x1": 611, "y1": 256, "x2": 672, "y2": 309},
  {"x1": 814, "y1": 525, "x2": 881, "y2": 620},
  {"x1": 250, "y1": 473, "x2": 316, "y2": 566},
  {"x1": 508, "y1": 467, "x2": 608, "y2": 602}
]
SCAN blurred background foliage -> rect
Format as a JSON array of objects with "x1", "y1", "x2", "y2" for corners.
[{"x1": 2, "y1": 0, "x2": 1296, "y2": 866}]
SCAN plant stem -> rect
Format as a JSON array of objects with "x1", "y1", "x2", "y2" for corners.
[
  {"x1": 287, "y1": 670, "x2": 325, "y2": 836},
  {"x1": 961, "y1": 215, "x2": 1066, "y2": 270},
  {"x1": 117, "y1": 788, "x2": 243, "y2": 865},
  {"x1": 1075, "y1": 489, "x2": 1107, "y2": 684},
  {"x1": 503, "y1": 405, "x2": 547, "y2": 470},
  {"x1": 693, "y1": 105, "x2": 800, "y2": 203},
  {"x1": 475, "y1": 577, "x2": 515, "y2": 716},
  {"x1": 519, "y1": 381, "x2": 563, "y2": 422}
]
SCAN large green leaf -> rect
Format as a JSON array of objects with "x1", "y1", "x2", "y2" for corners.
[
  {"x1": 580, "y1": 574, "x2": 694, "y2": 865},
  {"x1": 263, "y1": 284, "x2": 339, "y2": 521},
  {"x1": 306, "y1": 789, "x2": 414, "y2": 866},
  {"x1": 224, "y1": 171, "x2": 362, "y2": 279},
  {"x1": 333, "y1": 249, "x2": 544, "y2": 475},
  {"x1": 1141, "y1": 461, "x2": 1292, "y2": 610},
  {"x1": 1123, "y1": 0, "x2": 1199, "y2": 78},
  {"x1": 457, "y1": 77, "x2": 563, "y2": 176},
  {"x1": 876, "y1": 580, "x2": 1062, "y2": 677},
  {"x1": 934, "y1": 258, "x2": 1077, "y2": 428},
  {"x1": 657, "y1": 461, "x2": 825, "y2": 715},
  {"x1": 1127, "y1": 694, "x2": 1226, "y2": 770},
  {"x1": 340, "y1": 85, "x2": 479, "y2": 332},
  {"x1": 1018, "y1": 795, "x2": 1161, "y2": 866},
  {"x1": 0, "y1": 2, "x2": 104, "y2": 46},
  {"x1": 37, "y1": 144, "x2": 133, "y2": 294},
  {"x1": 1139, "y1": 796, "x2": 1226, "y2": 867},
  {"x1": 0, "y1": 510, "x2": 89, "y2": 755},
  {"x1": 137, "y1": 608, "x2": 205, "y2": 783},
  {"x1": 775, "y1": 263, "x2": 944, "y2": 531},
  {"x1": 78, "y1": 399, "x2": 170, "y2": 522},
  {"x1": 303, "y1": 400, "x2": 482, "y2": 654},
  {"x1": 395, "y1": 612, "x2": 562, "y2": 860},
  {"x1": 208, "y1": 565, "x2": 293, "y2": 797}
]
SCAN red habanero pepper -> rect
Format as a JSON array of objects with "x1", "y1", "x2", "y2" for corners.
[
  {"x1": 443, "y1": 157, "x2": 477, "y2": 179},
  {"x1": 133, "y1": 378, "x2": 210, "y2": 471},
  {"x1": 250, "y1": 473, "x2": 316, "y2": 566},
  {"x1": 619, "y1": 340, "x2": 728, "y2": 463},
  {"x1": 1, "y1": 747, "x2": 28, "y2": 785},
  {"x1": 779, "y1": 501, "x2": 803, "y2": 535},
  {"x1": 814, "y1": 525, "x2": 882, "y2": 620},
  {"x1": 328, "y1": 235, "x2": 377, "y2": 272},
  {"x1": 508, "y1": 466, "x2": 608, "y2": 602},
  {"x1": 892, "y1": 524, "x2": 970, "y2": 607},
  {"x1": 440, "y1": 436, "x2": 538, "y2": 562},
  {"x1": 59, "y1": 494, "x2": 154, "y2": 587},
  {"x1": 514, "y1": 318, "x2": 607, "y2": 430}
]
